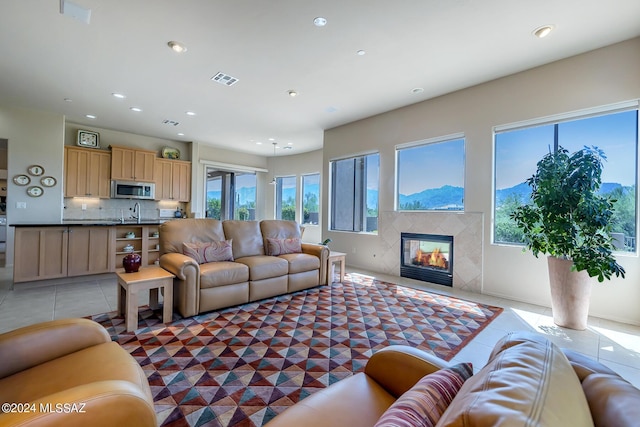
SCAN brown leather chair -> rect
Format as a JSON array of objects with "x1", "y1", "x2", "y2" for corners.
[{"x1": 0, "y1": 318, "x2": 156, "y2": 427}]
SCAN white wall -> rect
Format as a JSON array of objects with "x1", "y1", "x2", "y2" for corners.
[
  {"x1": 0, "y1": 106, "x2": 65, "y2": 266},
  {"x1": 323, "y1": 37, "x2": 640, "y2": 325}
]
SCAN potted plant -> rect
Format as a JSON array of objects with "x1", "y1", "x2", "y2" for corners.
[{"x1": 510, "y1": 145, "x2": 625, "y2": 330}]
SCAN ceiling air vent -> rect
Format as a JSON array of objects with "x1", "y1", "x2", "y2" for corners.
[
  {"x1": 162, "y1": 119, "x2": 180, "y2": 126},
  {"x1": 211, "y1": 72, "x2": 239, "y2": 86}
]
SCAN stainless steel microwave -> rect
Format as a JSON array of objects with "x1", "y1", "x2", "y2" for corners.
[{"x1": 111, "y1": 180, "x2": 155, "y2": 200}]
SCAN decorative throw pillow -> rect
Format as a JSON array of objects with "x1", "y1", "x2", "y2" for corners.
[
  {"x1": 374, "y1": 363, "x2": 473, "y2": 427},
  {"x1": 265, "y1": 237, "x2": 302, "y2": 256},
  {"x1": 182, "y1": 240, "x2": 233, "y2": 264}
]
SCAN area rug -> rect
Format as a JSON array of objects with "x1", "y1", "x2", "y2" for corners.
[{"x1": 91, "y1": 273, "x2": 503, "y2": 427}]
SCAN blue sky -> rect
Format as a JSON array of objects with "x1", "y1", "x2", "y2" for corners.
[
  {"x1": 397, "y1": 139, "x2": 465, "y2": 195},
  {"x1": 495, "y1": 110, "x2": 637, "y2": 189}
]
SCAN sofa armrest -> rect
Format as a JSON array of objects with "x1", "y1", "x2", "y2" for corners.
[
  {"x1": 364, "y1": 345, "x2": 452, "y2": 398},
  {"x1": 0, "y1": 318, "x2": 111, "y2": 379},
  {"x1": 0, "y1": 380, "x2": 156, "y2": 427},
  {"x1": 301, "y1": 243, "x2": 330, "y2": 285},
  {"x1": 159, "y1": 252, "x2": 199, "y2": 280},
  {"x1": 159, "y1": 252, "x2": 201, "y2": 317}
]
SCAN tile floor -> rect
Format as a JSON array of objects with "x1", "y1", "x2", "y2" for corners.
[{"x1": 1, "y1": 266, "x2": 639, "y2": 389}]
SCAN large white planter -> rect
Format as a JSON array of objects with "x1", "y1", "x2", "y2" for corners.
[{"x1": 547, "y1": 256, "x2": 592, "y2": 330}]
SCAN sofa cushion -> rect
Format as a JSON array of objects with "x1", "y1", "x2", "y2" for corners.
[
  {"x1": 260, "y1": 219, "x2": 302, "y2": 240},
  {"x1": 183, "y1": 240, "x2": 234, "y2": 264},
  {"x1": 437, "y1": 331, "x2": 594, "y2": 427},
  {"x1": 235, "y1": 255, "x2": 288, "y2": 281},
  {"x1": 223, "y1": 220, "x2": 265, "y2": 258},
  {"x1": 374, "y1": 363, "x2": 473, "y2": 427},
  {"x1": 279, "y1": 252, "x2": 320, "y2": 274},
  {"x1": 265, "y1": 237, "x2": 302, "y2": 256},
  {"x1": 159, "y1": 218, "x2": 226, "y2": 255},
  {"x1": 199, "y1": 261, "x2": 249, "y2": 289}
]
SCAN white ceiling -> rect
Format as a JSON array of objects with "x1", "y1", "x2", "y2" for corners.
[{"x1": 1, "y1": 0, "x2": 639, "y2": 157}]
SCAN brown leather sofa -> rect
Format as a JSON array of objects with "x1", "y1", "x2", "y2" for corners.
[
  {"x1": 0, "y1": 318, "x2": 156, "y2": 427},
  {"x1": 159, "y1": 219, "x2": 329, "y2": 317},
  {"x1": 265, "y1": 331, "x2": 640, "y2": 427}
]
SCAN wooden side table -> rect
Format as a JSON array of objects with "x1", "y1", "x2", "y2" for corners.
[
  {"x1": 116, "y1": 266, "x2": 175, "y2": 332},
  {"x1": 327, "y1": 251, "x2": 346, "y2": 283}
]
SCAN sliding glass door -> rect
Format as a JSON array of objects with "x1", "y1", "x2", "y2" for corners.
[{"x1": 205, "y1": 167, "x2": 256, "y2": 220}]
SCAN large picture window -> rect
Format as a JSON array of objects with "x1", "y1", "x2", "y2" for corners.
[
  {"x1": 494, "y1": 105, "x2": 638, "y2": 251},
  {"x1": 330, "y1": 153, "x2": 379, "y2": 233},
  {"x1": 302, "y1": 173, "x2": 320, "y2": 225},
  {"x1": 275, "y1": 175, "x2": 296, "y2": 220},
  {"x1": 396, "y1": 136, "x2": 465, "y2": 211}
]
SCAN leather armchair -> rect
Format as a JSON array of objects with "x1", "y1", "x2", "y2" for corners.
[{"x1": 0, "y1": 318, "x2": 156, "y2": 427}]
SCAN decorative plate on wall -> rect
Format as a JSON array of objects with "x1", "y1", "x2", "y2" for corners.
[
  {"x1": 27, "y1": 165, "x2": 44, "y2": 176},
  {"x1": 26, "y1": 186, "x2": 43, "y2": 197},
  {"x1": 40, "y1": 176, "x2": 57, "y2": 187},
  {"x1": 13, "y1": 174, "x2": 31, "y2": 186}
]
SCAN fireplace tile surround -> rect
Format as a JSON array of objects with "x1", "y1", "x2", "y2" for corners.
[{"x1": 378, "y1": 211, "x2": 483, "y2": 293}]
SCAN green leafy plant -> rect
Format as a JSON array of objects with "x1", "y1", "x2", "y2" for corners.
[{"x1": 510, "y1": 146, "x2": 625, "y2": 282}]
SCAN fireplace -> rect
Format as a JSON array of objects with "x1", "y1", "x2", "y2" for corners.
[{"x1": 400, "y1": 232, "x2": 453, "y2": 286}]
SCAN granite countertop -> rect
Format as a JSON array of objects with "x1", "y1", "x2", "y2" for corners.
[{"x1": 10, "y1": 220, "x2": 168, "y2": 227}]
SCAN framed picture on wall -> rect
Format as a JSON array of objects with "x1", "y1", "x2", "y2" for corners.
[{"x1": 77, "y1": 130, "x2": 100, "y2": 148}]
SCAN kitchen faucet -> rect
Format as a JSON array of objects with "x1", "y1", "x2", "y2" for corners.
[{"x1": 132, "y1": 202, "x2": 141, "y2": 224}]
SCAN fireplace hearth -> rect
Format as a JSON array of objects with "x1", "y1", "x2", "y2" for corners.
[{"x1": 400, "y1": 232, "x2": 453, "y2": 286}]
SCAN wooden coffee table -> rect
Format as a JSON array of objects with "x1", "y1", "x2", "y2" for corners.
[{"x1": 116, "y1": 266, "x2": 175, "y2": 332}]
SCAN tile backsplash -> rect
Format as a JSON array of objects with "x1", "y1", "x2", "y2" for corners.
[{"x1": 64, "y1": 198, "x2": 187, "y2": 221}]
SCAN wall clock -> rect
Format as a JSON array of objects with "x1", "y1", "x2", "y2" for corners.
[
  {"x1": 77, "y1": 130, "x2": 100, "y2": 148},
  {"x1": 27, "y1": 186, "x2": 44, "y2": 197},
  {"x1": 27, "y1": 165, "x2": 44, "y2": 176},
  {"x1": 13, "y1": 174, "x2": 31, "y2": 186},
  {"x1": 40, "y1": 176, "x2": 57, "y2": 187}
]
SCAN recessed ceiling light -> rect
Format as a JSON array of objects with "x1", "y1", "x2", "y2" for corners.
[
  {"x1": 356, "y1": 50, "x2": 366, "y2": 56},
  {"x1": 533, "y1": 25, "x2": 554, "y2": 38},
  {"x1": 85, "y1": 114, "x2": 96, "y2": 119},
  {"x1": 288, "y1": 90, "x2": 298, "y2": 97},
  {"x1": 167, "y1": 40, "x2": 187, "y2": 53},
  {"x1": 411, "y1": 87, "x2": 424, "y2": 94},
  {"x1": 177, "y1": 133, "x2": 185, "y2": 136},
  {"x1": 255, "y1": 141, "x2": 263, "y2": 145},
  {"x1": 112, "y1": 92, "x2": 126, "y2": 99},
  {"x1": 186, "y1": 111, "x2": 196, "y2": 116},
  {"x1": 313, "y1": 17, "x2": 327, "y2": 27},
  {"x1": 64, "y1": 98, "x2": 73, "y2": 102},
  {"x1": 130, "y1": 107, "x2": 142, "y2": 112},
  {"x1": 287, "y1": 142, "x2": 293, "y2": 146}
]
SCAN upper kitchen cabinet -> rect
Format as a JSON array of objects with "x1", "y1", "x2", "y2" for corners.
[
  {"x1": 110, "y1": 145, "x2": 155, "y2": 182},
  {"x1": 154, "y1": 158, "x2": 191, "y2": 202},
  {"x1": 64, "y1": 146, "x2": 111, "y2": 198}
]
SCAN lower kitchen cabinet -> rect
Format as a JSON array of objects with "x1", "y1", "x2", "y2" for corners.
[{"x1": 13, "y1": 227, "x2": 115, "y2": 283}]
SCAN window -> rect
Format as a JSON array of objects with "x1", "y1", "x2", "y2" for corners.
[
  {"x1": 205, "y1": 168, "x2": 256, "y2": 220},
  {"x1": 396, "y1": 136, "x2": 465, "y2": 211},
  {"x1": 302, "y1": 173, "x2": 320, "y2": 225},
  {"x1": 494, "y1": 106, "x2": 638, "y2": 251},
  {"x1": 275, "y1": 175, "x2": 296, "y2": 220},
  {"x1": 330, "y1": 153, "x2": 379, "y2": 233}
]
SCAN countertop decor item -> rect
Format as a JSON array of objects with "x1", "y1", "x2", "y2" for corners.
[
  {"x1": 161, "y1": 146, "x2": 180, "y2": 159},
  {"x1": 122, "y1": 253, "x2": 142, "y2": 273},
  {"x1": 123, "y1": 244, "x2": 134, "y2": 252},
  {"x1": 77, "y1": 129, "x2": 100, "y2": 148}
]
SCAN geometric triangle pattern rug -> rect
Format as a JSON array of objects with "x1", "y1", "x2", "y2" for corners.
[{"x1": 90, "y1": 273, "x2": 503, "y2": 427}]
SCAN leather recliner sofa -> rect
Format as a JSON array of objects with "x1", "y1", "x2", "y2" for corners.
[
  {"x1": 159, "y1": 219, "x2": 329, "y2": 317},
  {"x1": 0, "y1": 318, "x2": 156, "y2": 427},
  {"x1": 265, "y1": 331, "x2": 640, "y2": 427}
]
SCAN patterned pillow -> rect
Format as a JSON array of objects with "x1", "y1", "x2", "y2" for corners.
[
  {"x1": 182, "y1": 240, "x2": 234, "y2": 264},
  {"x1": 265, "y1": 237, "x2": 302, "y2": 256},
  {"x1": 374, "y1": 363, "x2": 473, "y2": 427}
]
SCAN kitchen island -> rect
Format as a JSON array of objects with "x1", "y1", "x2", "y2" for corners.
[{"x1": 11, "y1": 220, "x2": 167, "y2": 283}]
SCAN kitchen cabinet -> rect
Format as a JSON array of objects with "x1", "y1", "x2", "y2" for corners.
[
  {"x1": 110, "y1": 145, "x2": 156, "y2": 182},
  {"x1": 154, "y1": 158, "x2": 191, "y2": 202},
  {"x1": 64, "y1": 146, "x2": 111, "y2": 198},
  {"x1": 13, "y1": 226, "x2": 114, "y2": 283}
]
